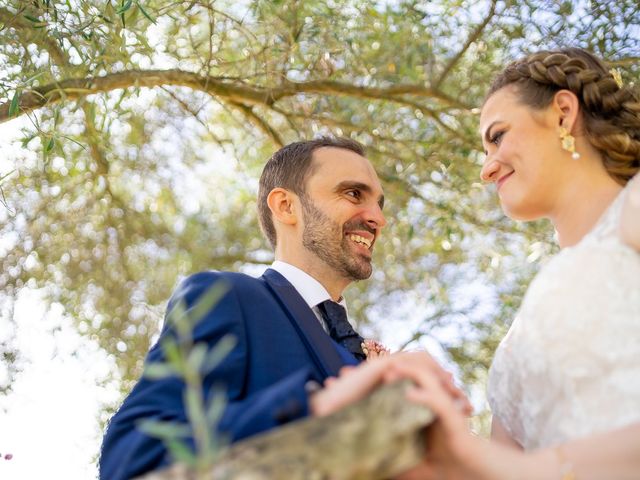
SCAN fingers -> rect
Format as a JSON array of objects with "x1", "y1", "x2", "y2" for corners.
[
  {"x1": 314, "y1": 350, "x2": 473, "y2": 424},
  {"x1": 394, "y1": 461, "x2": 440, "y2": 480},
  {"x1": 406, "y1": 385, "x2": 451, "y2": 422},
  {"x1": 338, "y1": 365, "x2": 356, "y2": 376},
  {"x1": 324, "y1": 364, "x2": 367, "y2": 388},
  {"x1": 387, "y1": 357, "x2": 468, "y2": 435},
  {"x1": 404, "y1": 382, "x2": 467, "y2": 436},
  {"x1": 323, "y1": 376, "x2": 338, "y2": 388},
  {"x1": 311, "y1": 359, "x2": 389, "y2": 417},
  {"x1": 459, "y1": 397, "x2": 474, "y2": 417},
  {"x1": 384, "y1": 352, "x2": 471, "y2": 412}
]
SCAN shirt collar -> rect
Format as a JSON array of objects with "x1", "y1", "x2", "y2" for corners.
[{"x1": 270, "y1": 260, "x2": 347, "y2": 310}]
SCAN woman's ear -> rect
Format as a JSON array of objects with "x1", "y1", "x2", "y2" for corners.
[
  {"x1": 553, "y1": 89, "x2": 581, "y2": 133},
  {"x1": 267, "y1": 188, "x2": 298, "y2": 226}
]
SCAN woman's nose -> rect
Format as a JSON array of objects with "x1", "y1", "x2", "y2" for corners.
[{"x1": 480, "y1": 157, "x2": 501, "y2": 183}]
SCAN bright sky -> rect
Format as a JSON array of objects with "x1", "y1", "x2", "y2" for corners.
[
  {"x1": 0, "y1": 289, "x2": 121, "y2": 480},
  {"x1": 0, "y1": 117, "x2": 115, "y2": 479}
]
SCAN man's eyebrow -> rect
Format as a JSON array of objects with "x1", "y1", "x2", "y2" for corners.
[{"x1": 335, "y1": 181, "x2": 385, "y2": 209}]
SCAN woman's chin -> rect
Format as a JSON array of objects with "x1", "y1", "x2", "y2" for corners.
[{"x1": 500, "y1": 201, "x2": 541, "y2": 222}]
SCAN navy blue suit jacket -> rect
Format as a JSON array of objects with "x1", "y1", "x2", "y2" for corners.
[{"x1": 99, "y1": 269, "x2": 359, "y2": 480}]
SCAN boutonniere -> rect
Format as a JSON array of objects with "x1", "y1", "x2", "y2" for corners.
[{"x1": 361, "y1": 339, "x2": 390, "y2": 360}]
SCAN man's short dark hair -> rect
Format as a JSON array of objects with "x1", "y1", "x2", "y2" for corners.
[{"x1": 258, "y1": 137, "x2": 366, "y2": 249}]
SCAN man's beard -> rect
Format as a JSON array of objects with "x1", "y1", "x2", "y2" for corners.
[{"x1": 300, "y1": 196, "x2": 373, "y2": 281}]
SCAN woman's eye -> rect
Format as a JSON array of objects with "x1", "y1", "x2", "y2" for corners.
[{"x1": 490, "y1": 131, "x2": 504, "y2": 145}]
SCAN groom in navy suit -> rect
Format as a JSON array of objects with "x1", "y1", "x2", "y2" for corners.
[{"x1": 99, "y1": 137, "x2": 388, "y2": 480}]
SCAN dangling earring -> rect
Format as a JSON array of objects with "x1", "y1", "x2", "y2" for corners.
[{"x1": 559, "y1": 126, "x2": 580, "y2": 160}]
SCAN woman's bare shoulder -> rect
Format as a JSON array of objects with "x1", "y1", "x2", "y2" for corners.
[{"x1": 620, "y1": 174, "x2": 640, "y2": 251}]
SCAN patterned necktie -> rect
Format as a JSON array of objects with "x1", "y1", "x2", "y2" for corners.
[{"x1": 317, "y1": 300, "x2": 366, "y2": 361}]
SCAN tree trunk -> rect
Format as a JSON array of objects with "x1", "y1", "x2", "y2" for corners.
[{"x1": 139, "y1": 381, "x2": 433, "y2": 480}]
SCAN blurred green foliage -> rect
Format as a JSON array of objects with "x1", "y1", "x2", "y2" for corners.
[
  {"x1": 0, "y1": 0, "x2": 638, "y2": 412},
  {"x1": 140, "y1": 280, "x2": 235, "y2": 471}
]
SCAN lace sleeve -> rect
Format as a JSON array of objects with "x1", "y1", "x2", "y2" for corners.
[{"x1": 488, "y1": 239, "x2": 640, "y2": 450}]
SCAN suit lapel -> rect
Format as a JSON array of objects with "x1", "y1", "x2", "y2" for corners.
[{"x1": 262, "y1": 269, "x2": 344, "y2": 378}]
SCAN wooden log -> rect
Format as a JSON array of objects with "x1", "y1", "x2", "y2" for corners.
[{"x1": 139, "y1": 380, "x2": 433, "y2": 480}]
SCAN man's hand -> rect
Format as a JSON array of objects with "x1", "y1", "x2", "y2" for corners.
[
  {"x1": 308, "y1": 351, "x2": 476, "y2": 479},
  {"x1": 309, "y1": 352, "x2": 471, "y2": 418},
  {"x1": 309, "y1": 360, "x2": 387, "y2": 417}
]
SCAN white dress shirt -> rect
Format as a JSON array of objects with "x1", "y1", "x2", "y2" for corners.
[{"x1": 270, "y1": 260, "x2": 348, "y2": 332}]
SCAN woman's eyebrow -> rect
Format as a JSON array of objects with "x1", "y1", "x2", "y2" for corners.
[{"x1": 483, "y1": 120, "x2": 501, "y2": 144}]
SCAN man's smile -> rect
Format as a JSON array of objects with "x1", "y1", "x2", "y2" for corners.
[
  {"x1": 348, "y1": 233, "x2": 372, "y2": 249},
  {"x1": 344, "y1": 228, "x2": 375, "y2": 258}
]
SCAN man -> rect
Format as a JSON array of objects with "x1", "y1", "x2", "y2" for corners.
[{"x1": 99, "y1": 137, "x2": 388, "y2": 479}]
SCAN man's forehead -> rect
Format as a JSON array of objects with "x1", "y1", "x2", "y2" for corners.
[
  {"x1": 310, "y1": 147, "x2": 378, "y2": 180},
  {"x1": 311, "y1": 145, "x2": 364, "y2": 161},
  {"x1": 307, "y1": 149, "x2": 384, "y2": 207}
]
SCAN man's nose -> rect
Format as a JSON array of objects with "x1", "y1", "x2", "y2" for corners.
[
  {"x1": 365, "y1": 202, "x2": 386, "y2": 229},
  {"x1": 480, "y1": 156, "x2": 501, "y2": 183}
]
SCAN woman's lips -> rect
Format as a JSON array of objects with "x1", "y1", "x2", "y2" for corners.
[{"x1": 497, "y1": 171, "x2": 514, "y2": 191}]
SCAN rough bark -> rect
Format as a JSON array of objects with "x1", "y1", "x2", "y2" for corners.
[
  {"x1": 0, "y1": 69, "x2": 472, "y2": 124},
  {"x1": 139, "y1": 381, "x2": 434, "y2": 480}
]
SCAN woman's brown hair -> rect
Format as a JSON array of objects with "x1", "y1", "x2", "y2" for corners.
[{"x1": 487, "y1": 48, "x2": 640, "y2": 184}]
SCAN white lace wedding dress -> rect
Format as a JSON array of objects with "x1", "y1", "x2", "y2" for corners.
[{"x1": 487, "y1": 186, "x2": 640, "y2": 450}]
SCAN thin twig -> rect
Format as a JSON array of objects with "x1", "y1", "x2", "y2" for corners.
[{"x1": 433, "y1": 0, "x2": 498, "y2": 90}]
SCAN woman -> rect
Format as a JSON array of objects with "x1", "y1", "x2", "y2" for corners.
[{"x1": 395, "y1": 47, "x2": 640, "y2": 479}]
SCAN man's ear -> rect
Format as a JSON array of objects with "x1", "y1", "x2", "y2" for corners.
[
  {"x1": 267, "y1": 188, "x2": 298, "y2": 226},
  {"x1": 552, "y1": 89, "x2": 581, "y2": 133}
]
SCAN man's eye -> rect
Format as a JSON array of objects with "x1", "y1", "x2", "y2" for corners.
[
  {"x1": 346, "y1": 190, "x2": 361, "y2": 199},
  {"x1": 490, "y1": 131, "x2": 504, "y2": 145}
]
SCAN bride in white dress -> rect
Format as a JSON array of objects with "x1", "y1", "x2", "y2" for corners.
[{"x1": 395, "y1": 48, "x2": 640, "y2": 479}]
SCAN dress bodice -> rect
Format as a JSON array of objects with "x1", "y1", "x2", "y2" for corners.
[{"x1": 487, "y1": 187, "x2": 640, "y2": 450}]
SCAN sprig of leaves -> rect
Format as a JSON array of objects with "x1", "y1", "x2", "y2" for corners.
[
  {"x1": 116, "y1": 0, "x2": 156, "y2": 26},
  {"x1": 138, "y1": 280, "x2": 236, "y2": 474},
  {"x1": 8, "y1": 90, "x2": 21, "y2": 118}
]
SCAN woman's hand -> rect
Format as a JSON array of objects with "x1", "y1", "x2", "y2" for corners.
[
  {"x1": 310, "y1": 351, "x2": 470, "y2": 418},
  {"x1": 389, "y1": 355, "x2": 480, "y2": 479},
  {"x1": 394, "y1": 368, "x2": 554, "y2": 480}
]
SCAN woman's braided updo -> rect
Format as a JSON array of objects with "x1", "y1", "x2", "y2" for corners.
[{"x1": 487, "y1": 48, "x2": 640, "y2": 185}]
